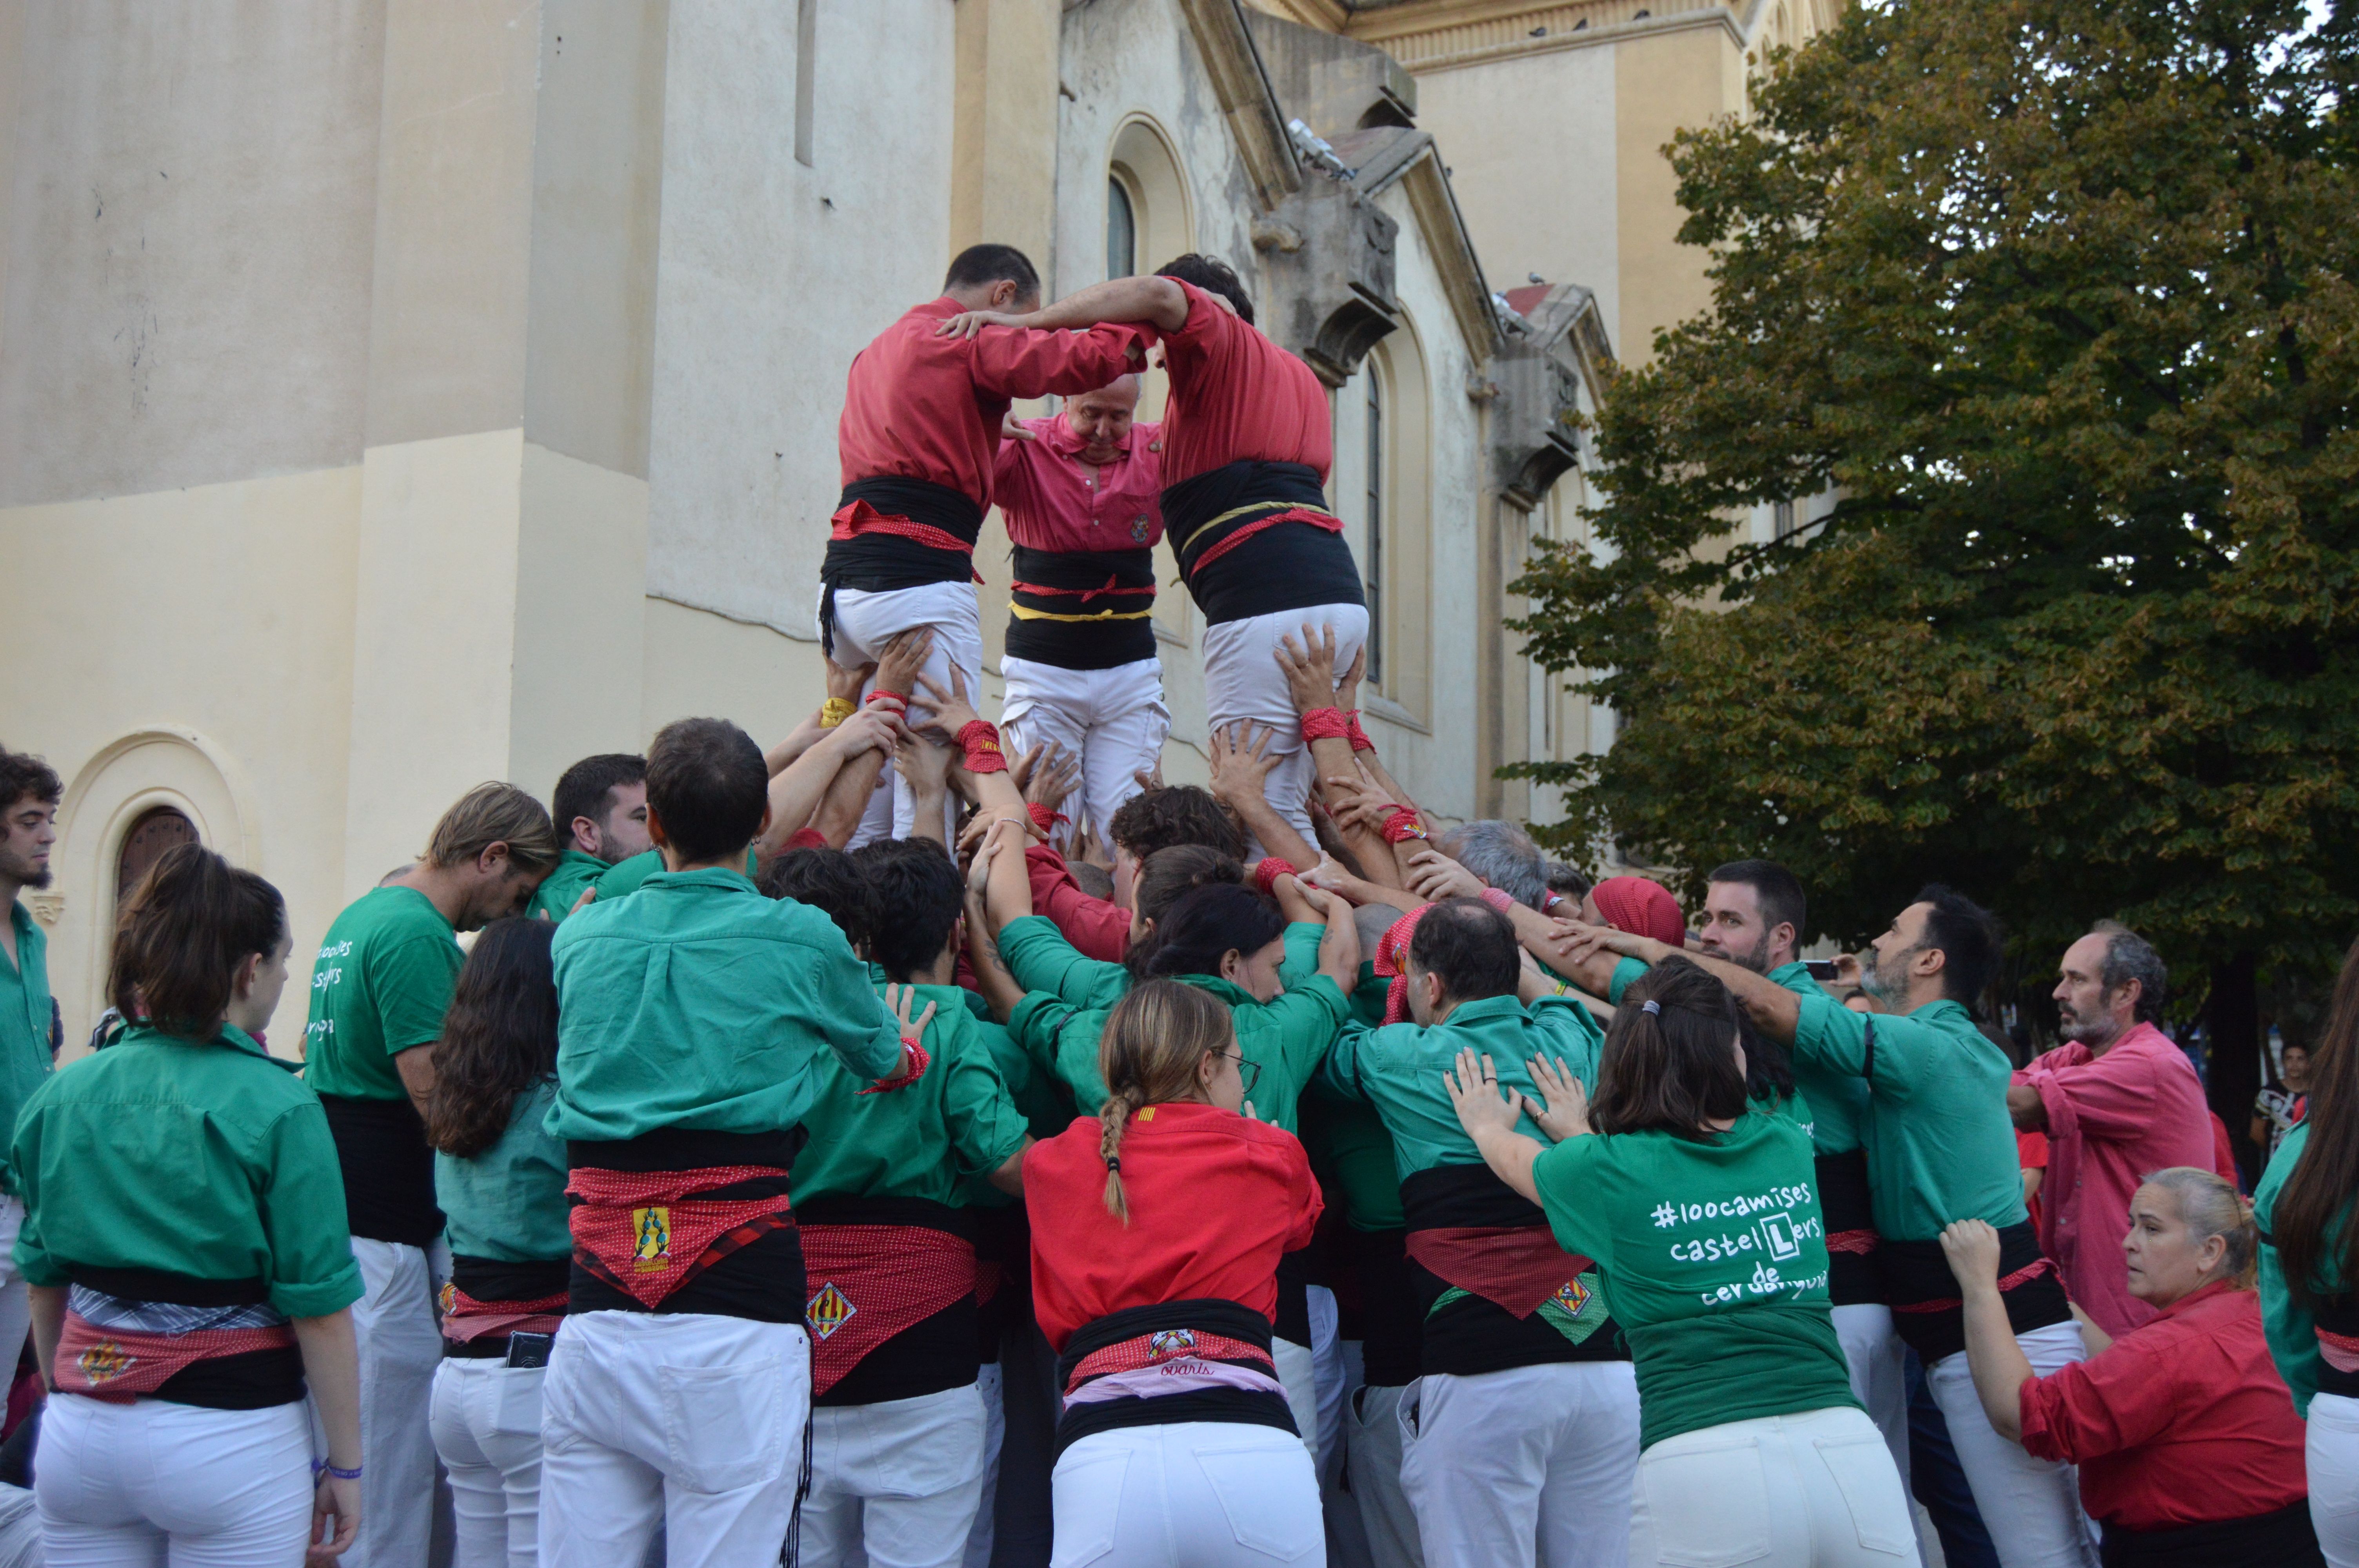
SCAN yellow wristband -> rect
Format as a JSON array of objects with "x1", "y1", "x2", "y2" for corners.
[{"x1": 820, "y1": 697, "x2": 856, "y2": 728}]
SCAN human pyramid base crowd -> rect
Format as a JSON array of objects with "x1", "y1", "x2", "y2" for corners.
[{"x1": 0, "y1": 244, "x2": 2352, "y2": 1568}]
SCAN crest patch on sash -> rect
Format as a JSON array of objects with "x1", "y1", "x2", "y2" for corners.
[
  {"x1": 807, "y1": 1283, "x2": 856, "y2": 1339},
  {"x1": 1147, "y1": 1328, "x2": 1197, "y2": 1361},
  {"x1": 632, "y1": 1205, "x2": 671, "y2": 1272},
  {"x1": 77, "y1": 1341, "x2": 132, "y2": 1385},
  {"x1": 1552, "y1": 1277, "x2": 1591, "y2": 1316},
  {"x1": 437, "y1": 1280, "x2": 456, "y2": 1315}
]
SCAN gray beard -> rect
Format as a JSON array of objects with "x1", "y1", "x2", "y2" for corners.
[
  {"x1": 2059, "y1": 1013, "x2": 2123, "y2": 1049},
  {"x1": 1858, "y1": 955, "x2": 1907, "y2": 1005}
]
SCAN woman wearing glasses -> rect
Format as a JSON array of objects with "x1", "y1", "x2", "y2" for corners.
[{"x1": 1025, "y1": 980, "x2": 1326, "y2": 1566}]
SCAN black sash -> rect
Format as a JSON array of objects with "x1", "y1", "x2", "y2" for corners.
[
  {"x1": 1005, "y1": 545, "x2": 1160, "y2": 669},
  {"x1": 819, "y1": 477, "x2": 988, "y2": 651},
  {"x1": 1881, "y1": 1219, "x2": 2069, "y2": 1362},
  {"x1": 2314, "y1": 1294, "x2": 2359, "y2": 1398},
  {"x1": 1817, "y1": 1150, "x2": 1882, "y2": 1307},
  {"x1": 1399, "y1": 1163, "x2": 1628, "y2": 1377},
  {"x1": 1054, "y1": 1298, "x2": 1296, "y2": 1457},
  {"x1": 2099, "y1": 1500, "x2": 2323, "y2": 1567},
  {"x1": 798, "y1": 1196, "x2": 982, "y2": 1408},
  {"x1": 1158, "y1": 461, "x2": 1362, "y2": 625},
  {"x1": 318, "y1": 1093, "x2": 444, "y2": 1248},
  {"x1": 564, "y1": 1128, "x2": 810, "y2": 1323}
]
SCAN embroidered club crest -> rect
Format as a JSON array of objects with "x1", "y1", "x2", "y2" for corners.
[
  {"x1": 77, "y1": 1341, "x2": 133, "y2": 1385},
  {"x1": 1130, "y1": 514, "x2": 1151, "y2": 543},
  {"x1": 632, "y1": 1205, "x2": 671, "y2": 1272},
  {"x1": 1551, "y1": 1277, "x2": 1591, "y2": 1316},
  {"x1": 807, "y1": 1283, "x2": 856, "y2": 1339},
  {"x1": 437, "y1": 1280, "x2": 456, "y2": 1315},
  {"x1": 1146, "y1": 1328, "x2": 1197, "y2": 1361}
]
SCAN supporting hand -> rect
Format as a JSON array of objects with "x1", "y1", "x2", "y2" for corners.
[
  {"x1": 1939, "y1": 1219, "x2": 2005, "y2": 1294},
  {"x1": 1208, "y1": 722, "x2": 1283, "y2": 808},
  {"x1": 1274, "y1": 624, "x2": 1343, "y2": 715},
  {"x1": 874, "y1": 628, "x2": 936, "y2": 703},
  {"x1": 1443, "y1": 1050, "x2": 1522, "y2": 1139},
  {"x1": 1402, "y1": 847, "x2": 1485, "y2": 904},
  {"x1": 1525, "y1": 1056, "x2": 1592, "y2": 1143}
]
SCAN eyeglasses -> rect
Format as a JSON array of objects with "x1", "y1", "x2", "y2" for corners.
[{"x1": 1217, "y1": 1049, "x2": 1262, "y2": 1097}]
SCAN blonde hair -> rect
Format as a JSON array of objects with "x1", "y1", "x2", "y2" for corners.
[
  {"x1": 1096, "y1": 980, "x2": 1237, "y2": 1223},
  {"x1": 425, "y1": 783, "x2": 560, "y2": 875},
  {"x1": 2143, "y1": 1166, "x2": 2259, "y2": 1288}
]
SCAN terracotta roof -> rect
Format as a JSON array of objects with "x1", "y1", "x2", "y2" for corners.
[{"x1": 1502, "y1": 283, "x2": 1552, "y2": 315}]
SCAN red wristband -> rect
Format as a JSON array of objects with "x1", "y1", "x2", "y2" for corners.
[
  {"x1": 784, "y1": 827, "x2": 827, "y2": 851},
  {"x1": 1299, "y1": 707, "x2": 1352, "y2": 744},
  {"x1": 859, "y1": 1038, "x2": 931, "y2": 1094},
  {"x1": 1346, "y1": 712, "x2": 1374, "y2": 753},
  {"x1": 958, "y1": 720, "x2": 1009, "y2": 774},
  {"x1": 867, "y1": 688, "x2": 909, "y2": 710},
  {"x1": 1254, "y1": 858, "x2": 1296, "y2": 897},
  {"x1": 1479, "y1": 887, "x2": 1518, "y2": 917},
  {"x1": 1379, "y1": 806, "x2": 1428, "y2": 844},
  {"x1": 1028, "y1": 803, "x2": 1068, "y2": 834}
]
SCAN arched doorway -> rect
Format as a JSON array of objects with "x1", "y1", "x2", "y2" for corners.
[{"x1": 115, "y1": 806, "x2": 197, "y2": 901}]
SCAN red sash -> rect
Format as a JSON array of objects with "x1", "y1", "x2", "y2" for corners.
[
  {"x1": 1827, "y1": 1229, "x2": 1880, "y2": 1257},
  {"x1": 1187, "y1": 508, "x2": 1343, "y2": 575},
  {"x1": 1406, "y1": 1224, "x2": 1595, "y2": 1319},
  {"x1": 54, "y1": 1311, "x2": 295, "y2": 1403},
  {"x1": 830, "y1": 501, "x2": 985, "y2": 582},
  {"x1": 569, "y1": 1165, "x2": 796, "y2": 1311},
  {"x1": 440, "y1": 1285, "x2": 569, "y2": 1346},
  {"x1": 800, "y1": 1223, "x2": 976, "y2": 1396},
  {"x1": 1069, "y1": 1328, "x2": 1274, "y2": 1393}
]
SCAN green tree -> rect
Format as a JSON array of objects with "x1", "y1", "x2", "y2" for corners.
[{"x1": 1510, "y1": 0, "x2": 2359, "y2": 1167}]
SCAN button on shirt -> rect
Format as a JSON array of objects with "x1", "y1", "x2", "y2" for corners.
[
  {"x1": 547, "y1": 867, "x2": 905, "y2": 1143},
  {"x1": 2014, "y1": 1022, "x2": 2217, "y2": 1336},
  {"x1": 838, "y1": 298, "x2": 1143, "y2": 510},
  {"x1": 0, "y1": 900, "x2": 53, "y2": 1193},
  {"x1": 11, "y1": 1024, "x2": 363, "y2": 1320},
  {"x1": 993, "y1": 414, "x2": 1165, "y2": 554},
  {"x1": 2017, "y1": 1279, "x2": 2310, "y2": 1530}
]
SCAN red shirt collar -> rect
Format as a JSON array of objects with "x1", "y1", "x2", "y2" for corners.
[
  {"x1": 1040, "y1": 411, "x2": 1132, "y2": 461},
  {"x1": 2153, "y1": 1277, "x2": 2242, "y2": 1321}
]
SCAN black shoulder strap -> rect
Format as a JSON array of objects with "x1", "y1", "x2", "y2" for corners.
[{"x1": 1861, "y1": 1016, "x2": 1876, "y2": 1084}]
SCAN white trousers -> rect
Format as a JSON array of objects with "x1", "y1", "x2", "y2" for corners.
[
  {"x1": 799, "y1": 1384, "x2": 989, "y2": 1568},
  {"x1": 1050, "y1": 1421, "x2": 1326, "y2": 1568},
  {"x1": 349, "y1": 1237, "x2": 443, "y2": 1568},
  {"x1": 36, "y1": 1393, "x2": 315, "y2": 1568},
  {"x1": 2309, "y1": 1392, "x2": 2359, "y2": 1567},
  {"x1": 824, "y1": 583, "x2": 985, "y2": 848},
  {"x1": 1398, "y1": 1361, "x2": 1641, "y2": 1568},
  {"x1": 1628, "y1": 1405, "x2": 1920, "y2": 1568},
  {"x1": 1307, "y1": 1286, "x2": 1345, "y2": 1485},
  {"x1": 960, "y1": 1361, "x2": 1005, "y2": 1568},
  {"x1": 1274, "y1": 1337, "x2": 1320, "y2": 1460},
  {"x1": 1200, "y1": 604, "x2": 1370, "y2": 854},
  {"x1": 538, "y1": 1310, "x2": 810, "y2": 1568},
  {"x1": 1345, "y1": 1384, "x2": 1423, "y2": 1568},
  {"x1": 1833, "y1": 1307, "x2": 1914, "y2": 1495},
  {"x1": 429, "y1": 1358, "x2": 545, "y2": 1568},
  {"x1": 1925, "y1": 1320, "x2": 2100, "y2": 1568},
  {"x1": 0, "y1": 1201, "x2": 32, "y2": 1402},
  {"x1": 1000, "y1": 656, "x2": 1170, "y2": 850}
]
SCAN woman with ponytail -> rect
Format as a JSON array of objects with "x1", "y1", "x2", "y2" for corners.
[
  {"x1": 1447, "y1": 956, "x2": 1914, "y2": 1567},
  {"x1": 2261, "y1": 933, "x2": 2359, "y2": 1565},
  {"x1": 423, "y1": 918, "x2": 568, "y2": 1568},
  {"x1": 11, "y1": 842, "x2": 365, "y2": 1563},
  {"x1": 1025, "y1": 980, "x2": 1325, "y2": 1566}
]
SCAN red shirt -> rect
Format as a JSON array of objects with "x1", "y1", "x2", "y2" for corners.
[
  {"x1": 1149, "y1": 281, "x2": 1334, "y2": 487},
  {"x1": 836, "y1": 298, "x2": 1141, "y2": 510},
  {"x1": 2017, "y1": 1129, "x2": 2050, "y2": 1234},
  {"x1": 993, "y1": 414, "x2": 1165, "y2": 554},
  {"x1": 1027, "y1": 1101, "x2": 1321, "y2": 1353},
  {"x1": 2014, "y1": 1023, "x2": 2217, "y2": 1336},
  {"x1": 2018, "y1": 1281, "x2": 2309, "y2": 1530},
  {"x1": 1026, "y1": 845, "x2": 1128, "y2": 963}
]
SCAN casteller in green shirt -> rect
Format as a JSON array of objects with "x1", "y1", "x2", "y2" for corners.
[
  {"x1": 2255, "y1": 1120, "x2": 2339, "y2": 1417},
  {"x1": 1532, "y1": 1108, "x2": 1856, "y2": 1450},
  {"x1": 548, "y1": 867, "x2": 905, "y2": 1144},
  {"x1": 303, "y1": 886, "x2": 463, "y2": 1102},
  {"x1": 999, "y1": 915, "x2": 1343, "y2": 1134},
  {"x1": 0, "y1": 898, "x2": 54, "y2": 1194},
  {"x1": 436, "y1": 1076, "x2": 571, "y2": 1264},
  {"x1": 527, "y1": 850, "x2": 611, "y2": 925},
  {"x1": 590, "y1": 847, "x2": 758, "y2": 905},
  {"x1": 1788, "y1": 992, "x2": 2025, "y2": 1242},
  {"x1": 12, "y1": 1023, "x2": 365, "y2": 1321}
]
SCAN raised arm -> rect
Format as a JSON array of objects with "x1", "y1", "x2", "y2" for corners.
[
  {"x1": 938, "y1": 275, "x2": 1191, "y2": 338},
  {"x1": 1278, "y1": 627, "x2": 1400, "y2": 880},
  {"x1": 1940, "y1": 1220, "x2": 2035, "y2": 1441},
  {"x1": 1559, "y1": 922, "x2": 1803, "y2": 1043},
  {"x1": 1209, "y1": 722, "x2": 1321, "y2": 872},
  {"x1": 757, "y1": 707, "x2": 898, "y2": 859},
  {"x1": 964, "y1": 833, "x2": 1029, "y2": 1023}
]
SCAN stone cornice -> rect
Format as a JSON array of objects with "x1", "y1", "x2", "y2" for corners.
[
  {"x1": 1177, "y1": 0, "x2": 1304, "y2": 209},
  {"x1": 1342, "y1": 0, "x2": 1746, "y2": 73}
]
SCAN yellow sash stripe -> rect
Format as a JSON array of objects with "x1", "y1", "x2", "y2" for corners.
[{"x1": 1007, "y1": 603, "x2": 1157, "y2": 623}]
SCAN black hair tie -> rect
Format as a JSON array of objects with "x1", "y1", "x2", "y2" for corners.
[{"x1": 1104, "y1": 1155, "x2": 1121, "y2": 1172}]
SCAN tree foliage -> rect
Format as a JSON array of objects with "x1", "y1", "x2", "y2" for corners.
[{"x1": 1512, "y1": 0, "x2": 2359, "y2": 1008}]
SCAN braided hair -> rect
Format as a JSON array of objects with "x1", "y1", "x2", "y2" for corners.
[{"x1": 1094, "y1": 980, "x2": 1236, "y2": 1223}]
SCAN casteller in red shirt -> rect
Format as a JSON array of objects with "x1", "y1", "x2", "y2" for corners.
[
  {"x1": 2017, "y1": 1279, "x2": 2310, "y2": 1533},
  {"x1": 1027, "y1": 1100, "x2": 1321, "y2": 1353}
]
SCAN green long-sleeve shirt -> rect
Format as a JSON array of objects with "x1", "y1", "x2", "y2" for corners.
[
  {"x1": 2255, "y1": 1120, "x2": 2333, "y2": 1416},
  {"x1": 527, "y1": 851, "x2": 611, "y2": 925},
  {"x1": 0, "y1": 901, "x2": 53, "y2": 1193},
  {"x1": 547, "y1": 867, "x2": 904, "y2": 1143},
  {"x1": 11, "y1": 1024, "x2": 363, "y2": 1319}
]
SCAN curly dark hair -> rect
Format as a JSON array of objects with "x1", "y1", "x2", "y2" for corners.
[
  {"x1": 1156, "y1": 254, "x2": 1255, "y2": 327},
  {"x1": 423, "y1": 918, "x2": 559, "y2": 1159},
  {"x1": 1106, "y1": 785, "x2": 1244, "y2": 864},
  {"x1": 0, "y1": 748, "x2": 62, "y2": 811}
]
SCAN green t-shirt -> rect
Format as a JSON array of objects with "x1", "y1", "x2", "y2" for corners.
[
  {"x1": 528, "y1": 851, "x2": 611, "y2": 925},
  {"x1": 0, "y1": 902, "x2": 54, "y2": 1193},
  {"x1": 303, "y1": 886, "x2": 464, "y2": 1102},
  {"x1": 1000, "y1": 915, "x2": 1343, "y2": 1134},
  {"x1": 2255, "y1": 1120, "x2": 2334, "y2": 1416},
  {"x1": 548, "y1": 868, "x2": 904, "y2": 1142},
  {"x1": 1767, "y1": 962, "x2": 1865, "y2": 1155},
  {"x1": 1532, "y1": 1109, "x2": 1856, "y2": 1450},
  {"x1": 1788, "y1": 993, "x2": 2025, "y2": 1241},
  {"x1": 791, "y1": 979, "x2": 1030, "y2": 1208},
  {"x1": 436, "y1": 1076, "x2": 571, "y2": 1262},
  {"x1": 1320, "y1": 994, "x2": 1604, "y2": 1184},
  {"x1": 592, "y1": 848, "x2": 758, "y2": 904},
  {"x1": 11, "y1": 1024, "x2": 365, "y2": 1319}
]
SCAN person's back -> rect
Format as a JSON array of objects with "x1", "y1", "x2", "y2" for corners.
[{"x1": 537, "y1": 717, "x2": 909, "y2": 1568}]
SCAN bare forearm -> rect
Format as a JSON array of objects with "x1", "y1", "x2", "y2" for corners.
[
  {"x1": 988, "y1": 1139, "x2": 1032, "y2": 1196},
  {"x1": 1009, "y1": 275, "x2": 1188, "y2": 332},
  {"x1": 905, "y1": 784, "x2": 950, "y2": 847},
  {"x1": 294, "y1": 1311, "x2": 363, "y2": 1468},
  {"x1": 1225, "y1": 788, "x2": 1319, "y2": 871},
  {"x1": 965, "y1": 895, "x2": 1027, "y2": 1020},
  {"x1": 1469, "y1": 1124, "x2": 1545, "y2": 1205},
  {"x1": 1637, "y1": 938, "x2": 1801, "y2": 1042},
  {"x1": 2007, "y1": 1083, "x2": 2048, "y2": 1131},
  {"x1": 812, "y1": 749, "x2": 890, "y2": 848},
  {"x1": 1959, "y1": 1283, "x2": 2032, "y2": 1442},
  {"x1": 1316, "y1": 913, "x2": 1362, "y2": 992},
  {"x1": 394, "y1": 1045, "x2": 436, "y2": 1118},
  {"x1": 1506, "y1": 906, "x2": 1618, "y2": 997},
  {"x1": 767, "y1": 718, "x2": 828, "y2": 777},
  {"x1": 760, "y1": 737, "x2": 852, "y2": 853}
]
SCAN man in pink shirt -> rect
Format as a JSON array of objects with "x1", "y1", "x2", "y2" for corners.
[
  {"x1": 992, "y1": 374, "x2": 1170, "y2": 851},
  {"x1": 2008, "y1": 921, "x2": 2215, "y2": 1335}
]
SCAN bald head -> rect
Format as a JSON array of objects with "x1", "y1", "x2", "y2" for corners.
[{"x1": 1068, "y1": 375, "x2": 1142, "y2": 461}]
